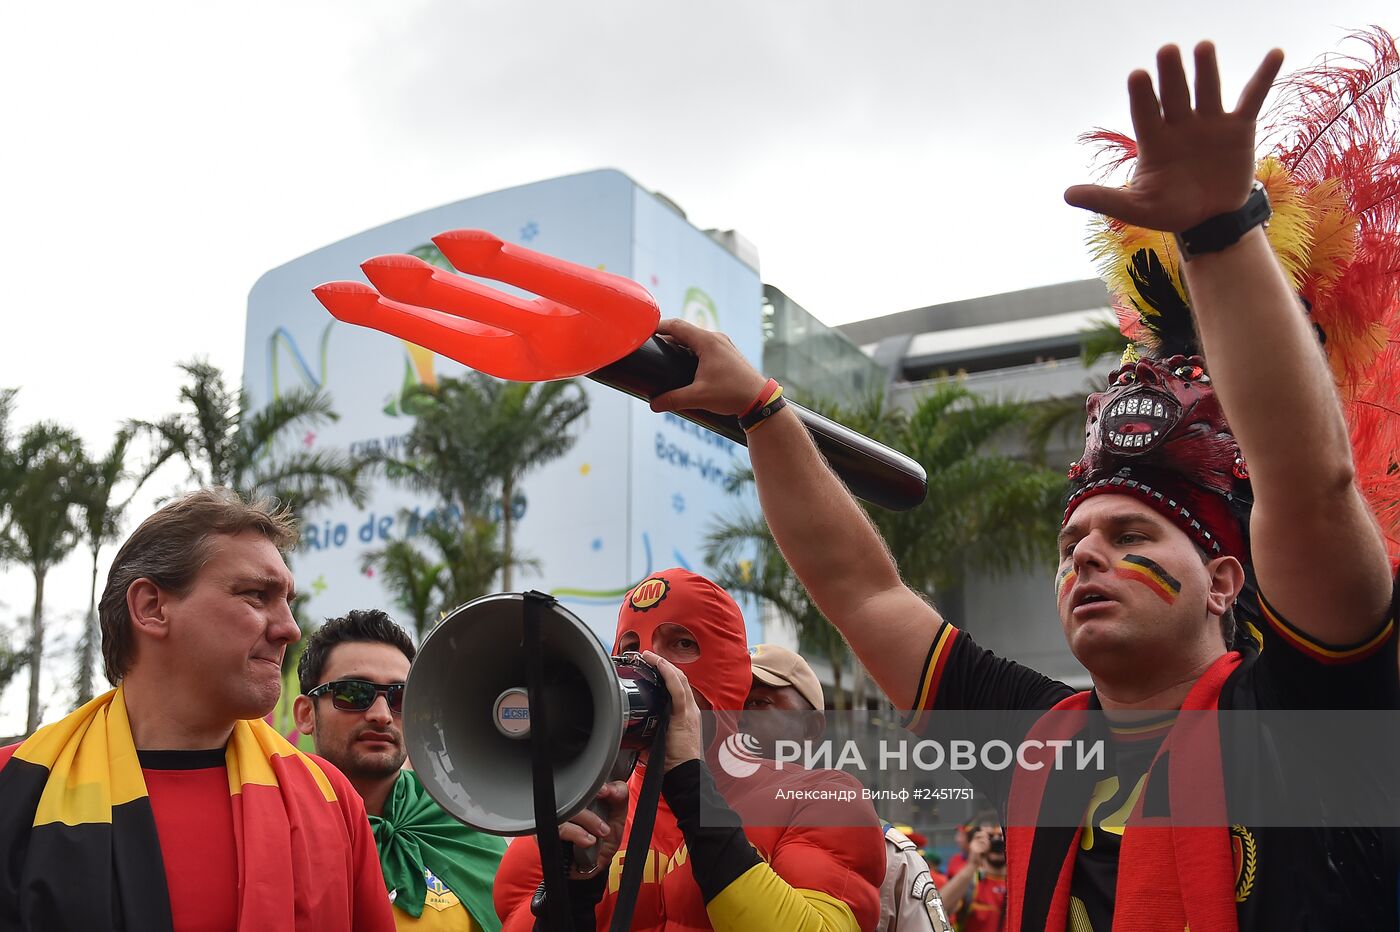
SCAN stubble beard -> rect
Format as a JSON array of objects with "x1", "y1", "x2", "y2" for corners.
[{"x1": 341, "y1": 739, "x2": 407, "y2": 782}]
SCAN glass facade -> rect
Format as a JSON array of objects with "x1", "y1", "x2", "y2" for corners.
[{"x1": 762, "y1": 284, "x2": 886, "y2": 406}]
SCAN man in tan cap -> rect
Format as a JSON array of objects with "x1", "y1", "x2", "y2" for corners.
[
  {"x1": 744, "y1": 644, "x2": 952, "y2": 931},
  {"x1": 743, "y1": 643, "x2": 827, "y2": 758}
]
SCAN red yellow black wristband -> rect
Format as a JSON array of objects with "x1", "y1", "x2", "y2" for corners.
[{"x1": 738, "y1": 379, "x2": 785, "y2": 432}]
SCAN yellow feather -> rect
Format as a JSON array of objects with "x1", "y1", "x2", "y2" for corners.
[
  {"x1": 1299, "y1": 179, "x2": 1358, "y2": 291},
  {"x1": 1085, "y1": 158, "x2": 1324, "y2": 340}
]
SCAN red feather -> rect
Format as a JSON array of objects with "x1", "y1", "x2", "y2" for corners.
[
  {"x1": 1081, "y1": 29, "x2": 1400, "y2": 564},
  {"x1": 1265, "y1": 28, "x2": 1400, "y2": 562}
]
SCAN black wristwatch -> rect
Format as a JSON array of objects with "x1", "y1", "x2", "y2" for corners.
[{"x1": 1174, "y1": 180, "x2": 1271, "y2": 261}]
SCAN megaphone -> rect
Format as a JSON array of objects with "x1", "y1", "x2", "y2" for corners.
[{"x1": 404, "y1": 592, "x2": 668, "y2": 836}]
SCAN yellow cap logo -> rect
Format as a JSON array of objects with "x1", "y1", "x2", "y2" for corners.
[{"x1": 628, "y1": 577, "x2": 670, "y2": 612}]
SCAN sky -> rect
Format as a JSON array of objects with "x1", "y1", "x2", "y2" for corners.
[{"x1": 0, "y1": 0, "x2": 1394, "y2": 732}]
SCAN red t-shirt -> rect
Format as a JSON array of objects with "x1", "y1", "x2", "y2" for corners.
[
  {"x1": 0, "y1": 741, "x2": 395, "y2": 931},
  {"x1": 954, "y1": 870, "x2": 1008, "y2": 932}
]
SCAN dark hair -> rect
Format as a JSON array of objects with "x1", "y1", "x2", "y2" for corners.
[
  {"x1": 297, "y1": 609, "x2": 416, "y2": 694},
  {"x1": 100, "y1": 488, "x2": 298, "y2": 684}
]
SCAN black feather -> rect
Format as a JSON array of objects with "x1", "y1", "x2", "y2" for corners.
[{"x1": 1126, "y1": 249, "x2": 1200, "y2": 357}]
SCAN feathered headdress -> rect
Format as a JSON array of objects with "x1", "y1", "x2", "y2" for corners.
[{"x1": 1074, "y1": 28, "x2": 1400, "y2": 564}]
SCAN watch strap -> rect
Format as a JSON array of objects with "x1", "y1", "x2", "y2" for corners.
[{"x1": 1175, "y1": 181, "x2": 1272, "y2": 261}]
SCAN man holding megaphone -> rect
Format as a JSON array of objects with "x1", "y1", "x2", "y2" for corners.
[{"x1": 492, "y1": 568, "x2": 886, "y2": 931}]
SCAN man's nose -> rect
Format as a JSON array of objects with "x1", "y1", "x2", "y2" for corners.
[
  {"x1": 1071, "y1": 531, "x2": 1113, "y2": 571},
  {"x1": 270, "y1": 601, "x2": 301, "y2": 644},
  {"x1": 365, "y1": 694, "x2": 394, "y2": 724}
]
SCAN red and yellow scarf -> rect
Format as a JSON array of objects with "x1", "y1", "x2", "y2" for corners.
[
  {"x1": 1005, "y1": 653, "x2": 1241, "y2": 932},
  {"x1": 0, "y1": 686, "x2": 356, "y2": 931}
]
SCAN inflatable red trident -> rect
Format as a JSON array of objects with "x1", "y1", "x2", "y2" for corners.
[{"x1": 313, "y1": 229, "x2": 926, "y2": 510}]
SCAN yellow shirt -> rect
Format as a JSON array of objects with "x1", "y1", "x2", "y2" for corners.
[{"x1": 394, "y1": 867, "x2": 481, "y2": 931}]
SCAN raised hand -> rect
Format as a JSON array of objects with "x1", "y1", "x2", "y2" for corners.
[{"x1": 1064, "y1": 42, "x2": 1284, "y2": 232}]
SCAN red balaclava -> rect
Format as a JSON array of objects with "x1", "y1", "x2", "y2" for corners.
[{"x1": 613, "y1": 568, "x2": 752, "y2": 713}]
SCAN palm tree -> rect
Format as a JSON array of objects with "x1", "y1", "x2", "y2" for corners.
[
  {"x1": 364, "y1": 508, "x2": 545, "y2": 640},
  {"x1": 707, "y1": 384, "x2": 1065, "y2": 705},
  {"x1": 706, "y1": 499, "x2": 856, "y2": 709},
  {"x1": 864, "y1": 383, "x2": 1065, "y2": 599},
  {"x1": 0, "y1": 622, "x2": 27, "y2": 699},
  {"x1": 2, "y1": 422, "x2": 88, "y2": 734},
  {"x1": 74, "y1": 428, "x2": 141, "y2": 706},
  {"x1": 0, "y1": 388, "x2": 17, "y2": 543},
  {"x1": 362, "y1": 534, "x2": 445, "y2": 641},
  {"x1": 136, "y1": 358, "x2": 365, "y2": 515},
  {"x1": 1024, "y1": 318, "x2": 1129, "y2": 465},
  {"x1": 484, "y1": 380, "x2": 587, "y2": 590},
  {"x1": 0, "y1": 391, "x2": 29, "y2": 707},
  {"x1": 399, "y1": 374, "x2": 588, "y2": 589}
]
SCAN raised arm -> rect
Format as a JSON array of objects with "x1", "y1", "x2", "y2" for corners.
[
  {"x1": 649, "y1": 327, "x2": 942, "y2": 709},
  {"x1": 1065, "y1": 42, "x2": 1393, "y2": 642}
]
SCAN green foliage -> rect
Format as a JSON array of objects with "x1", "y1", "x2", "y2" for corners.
[
  {"x1": 1024, "y1": 373, "x2": 1108, "y2": 466},
  {"x1": 362, "y1": 536, "x2": 444, "y2": 641},
  {"x1": 0, "y1": 627, "x2": 26, "y2": 698},
  {"x1": 5, "y1": 421, "x2": 88, "y2": 576},
  {"x1": 706, "y1": 382, "x2": 1066, "y2": 706},
  {"x1": 0, "y1": 388, "x2": 18, "y2": 549},
  {"x1": 135, "y1": 358, "x2": 366, "y2": 517},
  {"x1": 370, "y1": 374, "x2": 586, "y2": 637},
  {"x1": 394, "y1": 374, "x2": 588, "y2": 591},
  {"x1": 1080, "y1": 316, "x2": 1131, "y2": 368},
  {"x1": 2, "y1": 420, "x2": 89, "y2": 733},
  {"x1": 706, "y1": 494, "x2": 855, "y2": 707},
  {"x1": 860, "y1": 384, "x2": 1065, "y2": 599},
  {"x1": 74, "y1": 428, "x2": 141, "y2": 706}
]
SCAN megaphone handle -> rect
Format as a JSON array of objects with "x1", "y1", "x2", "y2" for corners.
[{"x1": 569, "y1": 802, "x2": 608, "y2": 875}]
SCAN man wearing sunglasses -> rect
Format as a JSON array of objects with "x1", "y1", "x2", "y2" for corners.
[{"x1": 296, "y1": 609, "x2": 507, "y2": 931}]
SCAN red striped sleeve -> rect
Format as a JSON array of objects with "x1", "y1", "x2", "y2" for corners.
[
  {"x1": 1258, "y1": 593, "x2": 1396, "y2": 665},
  {"x1": 903, "y1": 622, "x2": 961, "y2": 732}
]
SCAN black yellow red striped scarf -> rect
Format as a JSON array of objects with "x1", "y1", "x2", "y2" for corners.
[
  {"x1": 1003, "y1": 653, "x2": 1239, "y2": 932},
  {"x1": 0, "y1": 686, "x2": 347, "y2": 930}
]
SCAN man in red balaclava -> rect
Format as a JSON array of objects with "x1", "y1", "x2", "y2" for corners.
[{"x1": 493, "y1": 568, "x2": 886, "y2": 931}]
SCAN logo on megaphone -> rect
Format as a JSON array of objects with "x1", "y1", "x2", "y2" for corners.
[{"x1": 717, "y1": 732, "x2": 765, "y2": 778}]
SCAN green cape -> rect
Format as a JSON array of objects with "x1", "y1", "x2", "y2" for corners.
[{"x1": 369, "y1": 770, "x2": 507, "y2": 929}]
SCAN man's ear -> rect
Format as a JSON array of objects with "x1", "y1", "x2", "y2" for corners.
[
  {"x1": 1206, "y1": 555, "x2": 1246, "y2": 618},
  {"x1": 292, "y1": 695, "x2": 316, "y2": 738},
  {"x1": 127, "y1": 578, "x2": 171, "y2": 641}
]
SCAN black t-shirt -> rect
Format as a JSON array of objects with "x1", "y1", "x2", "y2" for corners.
[
  {"x1": 904, "y1": 579, "x2": 1400, "y2": 932},
  {"x1": 1067, "y1": 715, "x2": 1172, "y2": 932}
]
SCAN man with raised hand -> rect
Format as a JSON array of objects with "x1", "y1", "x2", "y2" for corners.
[{"x1": 647, "y1": 42, "x2": 1400, "y2": 930}]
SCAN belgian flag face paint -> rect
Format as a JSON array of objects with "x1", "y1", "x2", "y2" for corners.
[
  {"x1": 1112, "y1": 554, "x2": 1182, "y2": 604},
  {"x1": 1056, "y1": 565, "x2": 1077, "y2": 602}
]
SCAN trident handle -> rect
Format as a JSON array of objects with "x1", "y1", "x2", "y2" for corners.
[{"x1": 590, "y1": 336, "x2": 928, "y2": 512}]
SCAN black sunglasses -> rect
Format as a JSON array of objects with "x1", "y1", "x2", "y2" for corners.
[{"x1": 307, "y1": 679, "x2": 406, "y2": 714}]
